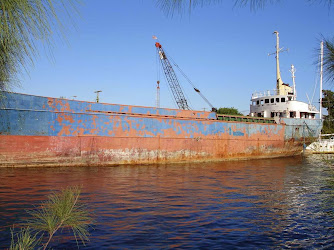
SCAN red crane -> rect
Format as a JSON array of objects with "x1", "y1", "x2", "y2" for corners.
[{"x1": 155, "y1": 42, "x2": 191, "y2": 110}]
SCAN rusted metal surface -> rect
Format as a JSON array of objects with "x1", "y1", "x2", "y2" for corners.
[
  {"x1": 0, "y1": 92, "x2": 322, "y2": 167},
  {"x1": 281, "y1": 118, "x2": 322, "y2": 140}
]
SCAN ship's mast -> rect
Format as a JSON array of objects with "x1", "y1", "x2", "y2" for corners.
[
  {"x1": 274, "y1": 31, "x2": 283, "y2": 94},
  {"x1": 269, "y1": 31, "x2": 289, "y2": 95},
  {"x1": 320, "y1": 41, "x2": 324, "y2": 120}
]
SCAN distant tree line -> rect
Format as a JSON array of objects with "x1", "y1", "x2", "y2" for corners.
[
  {"x1": 322, "y1": 90, "x2": 334, "y2": 134},
  {"x1": 216, "y1": 107, "x2": 243, "y2": 116}
]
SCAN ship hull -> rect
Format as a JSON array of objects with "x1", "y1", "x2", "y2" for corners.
[{"x1": 0, "y1": 92, "x2": 322, "y2": 167}]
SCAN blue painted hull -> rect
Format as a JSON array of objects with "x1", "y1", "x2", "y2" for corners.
[{"x1": 0, "y1": 92, "x2": 322, "y2": 166}]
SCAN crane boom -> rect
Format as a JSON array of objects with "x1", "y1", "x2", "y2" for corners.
[{"x1": 155, "y1": 42, "x2": 190, "y2": 110}]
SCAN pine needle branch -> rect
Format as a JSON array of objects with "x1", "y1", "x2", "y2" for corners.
[
  {"x1": 324, "y1": 37, "x2": 334, "y2": 83},
  {"x1": 10, "y1": 186, "x2": 93, "y2": 249},
  {"x1": 0, "y1": 0, "x2": 80, "y2": 91}
]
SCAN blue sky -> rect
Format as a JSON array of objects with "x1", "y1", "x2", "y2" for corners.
[{"x1": 16, "y1": 0, "x2": 334, "y2": 113}]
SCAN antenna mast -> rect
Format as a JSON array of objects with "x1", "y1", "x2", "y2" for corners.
[
  {"x1": 94, "y1": 90, "x2": 102, "y2": 103},
  {"x1": 156, "y1": 80, "x2": 160, "y2": 108},
  {"x1": 320, "y1": 41, "x2": 324, "y2": 120},
  {"x1": 289, "y1": 65, "x2": 297, "y2": 100}
]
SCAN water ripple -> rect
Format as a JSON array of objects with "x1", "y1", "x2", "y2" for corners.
[{"x1": 1, "y1": 156, "x2": 334, "y2": 248}]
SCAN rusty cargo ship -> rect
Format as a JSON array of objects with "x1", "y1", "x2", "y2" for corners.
[
  {"x1": 0, "y1": 91, "x2": 322, "y2": 167},
  {"x1": 0, "y1": 32, "x2": 323, "y2": 166}
]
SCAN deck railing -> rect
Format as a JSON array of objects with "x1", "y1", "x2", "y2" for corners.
[
  {"x1": 216, "y1": 114, "x2": 276, "y2": 124},
  {"x1": 251, "y1": 89, "x2": 278, "y2": 99}
]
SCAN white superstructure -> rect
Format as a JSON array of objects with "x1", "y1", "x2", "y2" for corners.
[{"x1": 250, "y1": 31, "x2": 319, "y2": 120}]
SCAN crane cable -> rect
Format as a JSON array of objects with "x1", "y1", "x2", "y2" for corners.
[{"x1": 167, "y1": 53, "x2": 216, "y2": 111}]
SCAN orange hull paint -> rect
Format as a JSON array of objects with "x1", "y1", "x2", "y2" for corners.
[{"x1": 0, "y1": 134, "x2": 302, "y2": 167}]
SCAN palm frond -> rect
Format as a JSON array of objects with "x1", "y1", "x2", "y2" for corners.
[
  {"x1": 156, "y1": 0, "x2": 224, "y2": 16},
  {"x1": 156, "y1": 0, "x2": 284, "y2": 16},
  {"x1": 0, "y1": 0, "x2": 79, "y2": 91},
  {"x1": 156, "y1": 0, "x2": 333, "y2": 16},
  {"x1": 234, "y1": 0, "x2": 280, "y2": 10},
  {"x1": 308, "y1": 0, "x2": 333, "y2": 7},
  {"x1": 323, "y1": 38, "x2": 334, "y2": 82}
]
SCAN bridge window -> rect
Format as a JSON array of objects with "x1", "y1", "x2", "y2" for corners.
[
  {"x1": 276, "y1": 98, "x2": 280, "y2": 102},
  {"x1": 265, "y1": 99, "x2": 269, "y2": 104},
  {"x1": 281, "y1": 98, "x2": 285, "y2": 102},
  {"x1": 271, "y1": 98, "x2": 274, "y2": 103}
]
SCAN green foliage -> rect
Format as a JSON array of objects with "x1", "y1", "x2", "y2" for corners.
[
  {"x1": 322, "y1": 90, "x2": 334, "y2": 134},
  {"x1": 235, "y1": 0, "x2": 333, "y2": 9},
  {"x1": 10, "y1": 186, "x2": 92, "y2": 250},
  {"x1": 156, "y1": 0, "x2": 274, "y2": 16},
  {"x1": 323, "y1": 90, "x2": 334, "y2": 116},
  {"x1": 157, "y1": 0, "x2": 332, "y2": 15},
  {"x1": 324, "y1": 38, "x2": 334, "y2": 82},
  {"x1": 217, "y1": 107, "x2": 243, "y2": 115},
  {"x1": 10, "y1": 227, "x2": 40, "y2": 250},
  {"x1": 0, "y1": 0, "x2": 79, "y2": 91}
]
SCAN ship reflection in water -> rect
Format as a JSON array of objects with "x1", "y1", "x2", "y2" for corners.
[{"x1": 1, "y1": 156, "x2": 334, "y2": 248}]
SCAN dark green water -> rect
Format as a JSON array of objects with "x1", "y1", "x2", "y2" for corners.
[{"x1": 1, "y1": 155, "x2": 334, "y2": 249}]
